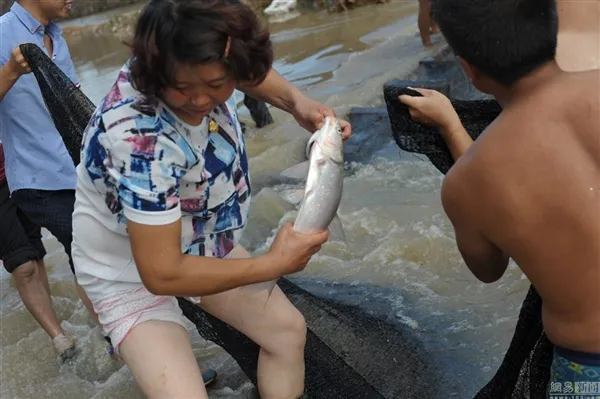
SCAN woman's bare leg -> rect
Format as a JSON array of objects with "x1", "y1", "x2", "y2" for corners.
[
  {"x1": 200, "y1": 246, "x2": 307, "y2": 399},
  {"x1": 74, "y1": 277, "x2": 100, "y2": 325},
  {"x1": 118, "y1": 320, "x2": 209, "y2": 399}
]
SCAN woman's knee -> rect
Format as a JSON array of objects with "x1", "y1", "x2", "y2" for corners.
[{"x1": 265, "y1": 305, "x2": 307, "y2": 354}]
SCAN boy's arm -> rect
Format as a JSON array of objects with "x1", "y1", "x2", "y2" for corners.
[
  {"x1": 398, "y1": 88, "x2": 474, "y2": 161},
  {"x1": 441, "y1": 165, "x2": 510, "y2": 283},
  {"x1": 440, "y1": 123, "x2": 474, "y2": 162}
]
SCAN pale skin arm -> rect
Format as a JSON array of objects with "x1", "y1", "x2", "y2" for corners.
[
  {"x1": 128, "y1": 219, "x2": 276, "y2": 296},
  {"x1": 238, "y1": 69, "x2": 301, "y2": 114},
  {"x1": 238, "y1": 69, "x2": 352, "y2": 137},
  {"x1": 128, "y1": 218, "x2": 327, "y2": 297},
  {"x1": 441, "y1": 166, "x2": 509, "y2": 283}
]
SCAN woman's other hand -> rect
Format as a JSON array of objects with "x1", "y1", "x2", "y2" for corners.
[{"x1": 291, "y1": 95, "x2": 352, "y2": 139}]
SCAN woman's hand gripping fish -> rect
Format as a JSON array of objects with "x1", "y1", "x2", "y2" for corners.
[{"x1": 264, "y1": 116, "x2": 347, "y2": 302}]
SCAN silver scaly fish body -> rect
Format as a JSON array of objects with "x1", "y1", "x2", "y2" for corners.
[
  {"x1": 293, "y1": 117, "x2": 344, "y2": 235},
  {"x1": 279, "y1": 116, "x2": 346, "y2": 242},
  {"x1": 264, "y1": 117, "x2": 346, "y2": 303}
]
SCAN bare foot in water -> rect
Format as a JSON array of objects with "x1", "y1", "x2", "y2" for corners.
[{"x1": 53, "y1": 333, "x2": 76, "y2": 362}]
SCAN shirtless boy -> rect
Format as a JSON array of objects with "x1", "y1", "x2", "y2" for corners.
[{"x1": 400, "y1": 0, "x2": 600, "y2": 388}]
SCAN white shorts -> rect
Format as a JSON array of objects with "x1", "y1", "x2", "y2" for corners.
[
  {"x1": 78, "y1": 275, "x2": 188, "y2": 355},
  {"x1": 74, "y1": 245, "x2": 230, "y2": 355}
]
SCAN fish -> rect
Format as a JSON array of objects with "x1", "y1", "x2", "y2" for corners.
[
  {"x1": 260, "y1": 117, "x2": 347, "y2": 304},
  {"x1": 262, "y1": 116, "x2": 347, "y2": 303},
  {"x1": 280, "y1": 115, "x2": 347, "y2": 242}
]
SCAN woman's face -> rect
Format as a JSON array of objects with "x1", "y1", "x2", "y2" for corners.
[{"x1": 162, "y1": 62, "x2": 236, "y2": 125}]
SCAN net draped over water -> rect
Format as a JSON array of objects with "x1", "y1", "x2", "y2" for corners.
[{"x1": 22, "y1": 42, "x2": 552, "y2": 398}]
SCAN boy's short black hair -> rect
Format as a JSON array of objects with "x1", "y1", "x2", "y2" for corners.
[
  {"x1": 129, "y1": 0, "x2": 273, "y2": 98},
  {"x1": 432, "y1": 0, "x2": 558, "y2": 86}
]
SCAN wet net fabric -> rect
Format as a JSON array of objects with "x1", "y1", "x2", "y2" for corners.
[
  {"x1": 22, "y1": 42, "x2": 437, "y2": 398},
  {"x1": 20, "y1": 44, "x2": 95, "y2": 166},
  {"x1": 383, "y1": 81, "x2": 502, "y2": 174},
  {"x1": 384, "y1": 80, "x2": 553, "y2": 398}
]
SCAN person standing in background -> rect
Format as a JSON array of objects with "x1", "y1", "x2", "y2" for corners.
[
  {"x1": 0, "y1": 142, "x2": 75, "y2": 360},
  {"x1": 0, "y1": 0, "x2": 101, "y2": 354},
  {"x1": 418, "y1": 0, "x2": 439, "y2": 47}
]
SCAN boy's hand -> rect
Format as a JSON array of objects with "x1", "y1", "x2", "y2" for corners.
[{"x1": 398, "y1": 88, "x2": 461, "y2": 133}]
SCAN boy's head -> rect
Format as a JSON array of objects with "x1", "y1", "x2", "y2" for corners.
[{"x1": 432, "y1": 0, "x2": 558, "y2": 91}]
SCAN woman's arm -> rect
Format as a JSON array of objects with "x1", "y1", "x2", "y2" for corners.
[
  {"x1": 128, "y1": 217, "x2": 327, "y2": 297},
  {"x1": 237, "y1": 69, "x2": 302, "y2": 114},
  {"x1": 238, "y1": 69, "x2": 352, "y2": 137},
  {"x1": 128, "y1": 218, "x2": 278, "y2": 296}
]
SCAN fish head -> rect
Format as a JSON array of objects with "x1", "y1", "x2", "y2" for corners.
[{"x1": 307, "y1": 116, "x2": 344, "y2": 164}]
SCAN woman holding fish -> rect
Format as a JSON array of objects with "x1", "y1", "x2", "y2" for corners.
[{"x1": 71, "y1": 0, "x2": 350, "y2": 398}]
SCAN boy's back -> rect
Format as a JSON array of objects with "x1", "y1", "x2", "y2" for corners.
[{"x1": 448, "y1": 69, "x2": 600, "y2": 353}]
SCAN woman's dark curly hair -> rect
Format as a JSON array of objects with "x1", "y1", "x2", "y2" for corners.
[{"x1": 128, "y1": 0, "x2": 273, "y2": 98}]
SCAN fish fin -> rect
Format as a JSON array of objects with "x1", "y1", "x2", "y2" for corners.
[
  {"x1": 280, "y1": 161, "x2": 310, "y2": 180},
  {"x1": 328, "y1": 213, "x2": 347, "y2": 245},
  {"x1": 279, "y1": 189, "x2": 305, "y2": 205}
]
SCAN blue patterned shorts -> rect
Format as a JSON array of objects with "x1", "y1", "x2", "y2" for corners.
[{"x1": 547, "y1": 346, "x2": 600, "y2": 399}]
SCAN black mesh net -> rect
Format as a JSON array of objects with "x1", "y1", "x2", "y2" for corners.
[
  {"x1": 383, "y1": 82, "x2": 501, "y2": 174},
  {"x1": 22, "y1": 40, "x2": 553, "y2": 399},
  {"x1": 20, "y1": 44, "x2": 94, "y2": 166},
  {"x1": 383, "y1": 67, "x2": 553, "y2": 397}
]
